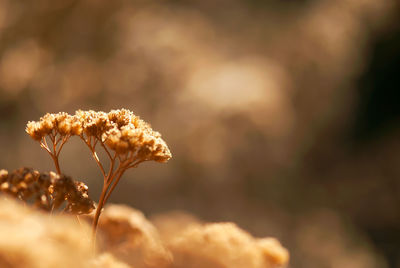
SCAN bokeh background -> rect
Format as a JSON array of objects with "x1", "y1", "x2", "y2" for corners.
[{"x1": 0, "y1": 0, "x2": 399, "y2": 267}]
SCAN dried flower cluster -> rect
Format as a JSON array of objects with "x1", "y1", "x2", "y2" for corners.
[
  {"x1": 26, "y1": 109, "x2": 172, "y2": 242},
  {"x1": 25, "y1": 112, "x2": 82, "y2": 141},
  {"x1": 0, "y1": 167, "x2": 94, "y2": 214},
  {"x1": 75, "y1": 109, "x2": 171, "y2": 162},
  {"x1": 26, "y1": 109, "x2": 171, "y2": 165}
]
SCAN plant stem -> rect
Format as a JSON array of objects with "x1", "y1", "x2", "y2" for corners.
[
  {"x1": 51, "y1": 154, "x2": 61, "y2": 174},
  {"x1": 81, "y1": 136, "x2": 106, "y2": 177},
  {"x1": 103, "y1": 169, "x2": 124, "y2": 204},
  {"x1": 91, "y1": 180, "x2": 110, "y2": 249}
]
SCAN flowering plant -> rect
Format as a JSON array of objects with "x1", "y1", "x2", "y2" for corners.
[{"x1": 26, "y1": 109, "x2": 171, "y2": 241}]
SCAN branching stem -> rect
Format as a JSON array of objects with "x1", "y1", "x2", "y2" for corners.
[
  {"x1": 81, "y1": 135, "x2": 106, "y2": 178},
  {"x1": 40, "y1": 135, "x2": 63, "y2": 174},
  {"x1": 91, "y1": 178, "x2": 112, "y2": 248}
]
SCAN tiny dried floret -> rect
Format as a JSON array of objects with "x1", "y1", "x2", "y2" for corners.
[
  {"x1": 26, "y1": 121, "x2": 45, "y2": 141},
  {"x1": 75, "y1": 110, "x2": 112, "y2": 137},
  {"x1": 40, "y1": 113, "x2": 55, "y2": 134},
  {"x1": 108, "y1": 109, "x2": 134, "y2": 128}
]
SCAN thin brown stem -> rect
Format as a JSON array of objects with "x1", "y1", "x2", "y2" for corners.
[
  {"x1": 100, "y1": 141, "x2": 112, "y2": 160},
  {"x1": 103, "y1": 159, "x2": 144, "y2": 204},
  {"x1": 106, "y1": 159, "x2": 124, "y2": 185},
  {"x1": 103, "y1": 168, "x2": 125, "y2": 204},
  {"x1": 86, "y1": 139, "x2": 122, "y2": 249},
  {"x1": 105, "y1": 152, "x2": 117, "y2": 183},
  {"x1": 40, "y1": 137, "x2": 62, "y2": 174},
  {"x1": 54, "y1": 135, "x2": 60, "y2": 146},
  {"x1": 51, "y1": 154, "x2": 61, "y2": 174},
  {"x1": 52, "y1": 136, "x2": 57, "y2": 152},
  {"x1": 126, "y1": 159, "x2": 145, "y2": 170},
  {"x1": 42, "y1": 136, "x2": 49, "y2": 150},
  {"x1": 91, "y1": 179, "x2": 112, "y2": 249},
  {"x1": 40, "y1": 141, "x2": 51, "y2": 154},
  {"x1": 80, "y1": 136, "x2": 106, "y2": 177},
  {"x1": 56, "y1": 136, "x2": 69, "y2": 157},
  {"x1": 92, "y1": 150, "x2": 106, "y2": 177},
  {"x1": 49, "y1": 135, "x2": 62, "y2": 174}
]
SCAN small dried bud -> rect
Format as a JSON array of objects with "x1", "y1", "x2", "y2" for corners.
[
  {"x1": 70, "y1": 120, "x2": 83, "y2": 136},
  {"x1": 40, "y1": 114, "x2": 55, "y2": 133},
  {"x1": 58, "y1": 120, "x2": 71, "y2": 135},
  {"x1": 26, "y1": 121, "x2": 43, "y2": 141}
]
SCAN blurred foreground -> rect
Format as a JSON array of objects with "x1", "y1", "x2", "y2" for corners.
[{"x1": 0, "y1": 198, "x2": 288, "y2": 268}]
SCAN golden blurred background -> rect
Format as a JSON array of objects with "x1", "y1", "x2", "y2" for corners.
[{"x1": 0, "y1": 0, "x2": 399, "y2": 267}]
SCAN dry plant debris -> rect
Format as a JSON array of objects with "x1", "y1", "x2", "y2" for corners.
[
  {"x1": 26, "y1": 109, "x2": 172, "y2": 241},
  {"x1": 0, "y1": 167, "x2": 94, "y2": 214}
]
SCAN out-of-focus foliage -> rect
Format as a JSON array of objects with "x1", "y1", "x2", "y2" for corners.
[
  {"x1": 0, "y1": 198, "x2": 93, "y2": 268},
  {"x1": 0, "y1": 0, "x2": 399, "y2": 267},
  {"x1": 0, "y1": 198, "x2": 287, "y2": 268}
]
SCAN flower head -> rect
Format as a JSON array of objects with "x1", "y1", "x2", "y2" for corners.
[
  {"x1": 74, "y1": 109, "x2": 173, "y2": 163},
  {"x1": 26, "y1": 108, "x2": 172, "y2": 166},
  {"x1": 25, "y1": 112, "x2": 83, "y2": 140},
  {"x1": 25, "y1": 108, "x2": 172, "y2": 240},
  {"x1": 103, "y1": 114, "x2": 171, "y2": 163}
]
